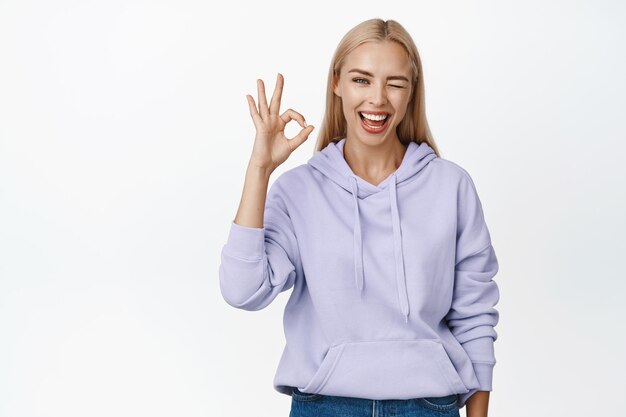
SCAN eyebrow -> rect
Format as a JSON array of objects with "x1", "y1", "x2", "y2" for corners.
[{"x1": 348, "y1": 68, "x2": 410, "y2": 82}]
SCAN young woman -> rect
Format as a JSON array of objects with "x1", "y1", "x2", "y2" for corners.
[{"x1": 219, "y1": 18, "x2": 500, "y2": 417}]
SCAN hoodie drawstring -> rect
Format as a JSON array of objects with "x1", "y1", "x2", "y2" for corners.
[
  {"x1": 349, "y1": 174, "x2": 410, "y2": 324},
  {"x1": 389, "y1": 173, "x2": 410, "y2": 323},
  {"x1": 349, "y1": 176, "x2": 365, "y2": 292}
]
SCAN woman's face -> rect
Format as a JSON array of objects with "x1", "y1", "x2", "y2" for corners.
[{"x1": 333, "y1": 41, "x2": 414, "y2": 145}]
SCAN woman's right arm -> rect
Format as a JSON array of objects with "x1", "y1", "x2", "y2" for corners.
[
  {"x1": 218, "y1": 73, "x2": 314, "y2": 310},
  {"x1": 233, "y1": 162, "x2": 272, "y2": 229}
]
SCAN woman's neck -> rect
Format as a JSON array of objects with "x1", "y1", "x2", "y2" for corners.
[{"x1": 343, "y1": 137, "x2": 408, "y2": 186}]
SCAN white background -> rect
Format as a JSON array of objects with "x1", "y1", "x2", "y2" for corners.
[{"x1": 1, "y1": 1, "x2": 625, "y2": 416}]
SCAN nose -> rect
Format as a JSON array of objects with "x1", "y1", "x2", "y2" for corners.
[{"x1": 368, "y1": 83, "x2": 388, "y2": 106}]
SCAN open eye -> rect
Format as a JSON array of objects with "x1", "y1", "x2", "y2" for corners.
[{"x1": 353, "y1": 78, "x2": 369, "y2": 84}]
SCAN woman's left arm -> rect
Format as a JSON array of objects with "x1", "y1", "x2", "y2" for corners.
[
  {"x1": 465, "y1": 391, "x2": 490, "y2": 417},
  {"x1": 446, "y1": 170, "x2": 500, "y2": 411}
]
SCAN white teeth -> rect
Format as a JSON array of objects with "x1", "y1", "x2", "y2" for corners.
[{"x1": 360, "y1": 112, "x2": 388, "y2": 121}]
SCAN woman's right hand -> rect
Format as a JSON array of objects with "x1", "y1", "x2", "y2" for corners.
[{"x1": 246, "y1": 73, "x2": 315, "y2": 173}]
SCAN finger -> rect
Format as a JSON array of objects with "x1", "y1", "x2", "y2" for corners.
[
  {"x1": 269, "y1": 73, "x2": 284, "y2": 116},
  {"x1": 288, "y1": 125, "x2": 315, "y2": 151},
  {"x1": 246, "y1": 94, "x2": 263, "y2": 127},
  {"x1": 257, "y1": 79, "x2": 269, "y2": 119},
  {"x1": 279, "y1": 108, "x2": 307, "y2": 128}
]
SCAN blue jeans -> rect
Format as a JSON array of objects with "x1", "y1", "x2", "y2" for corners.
[{"x1": 290, "y1": 387, "x2": 460, "y2": 417}]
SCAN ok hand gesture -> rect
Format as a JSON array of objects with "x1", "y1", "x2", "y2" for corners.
[{"x1": 246, "y1": 73, "x2": 315, "y2": 173}]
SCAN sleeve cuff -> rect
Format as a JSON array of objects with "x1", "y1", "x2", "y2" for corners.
[
  {"x1": 224, "y1": 220, "x2": 265, "y2": 260},
  {"x1": 472, "y1": 362, "x2": 494, "y2": 391},
  {"x1": 461, "y1": 337, "x2": 496, "y2": 391}
]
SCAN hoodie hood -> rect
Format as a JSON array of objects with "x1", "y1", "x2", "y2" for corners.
[{"x1": 307, "y1": 138, "x2": 437, "y2": 323}]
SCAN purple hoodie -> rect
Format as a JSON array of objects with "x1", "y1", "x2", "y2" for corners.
[{"x1": 218, "y1": 138, "x2": 500, "y2": 409}]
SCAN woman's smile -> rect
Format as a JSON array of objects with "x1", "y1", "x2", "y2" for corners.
[{"x1": 358, "y1": 111, "x2": 391, "y2": 134}]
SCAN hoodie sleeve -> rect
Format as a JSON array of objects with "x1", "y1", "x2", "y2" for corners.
[
  {"x1": 218, "y1": 179, "x2": 300, "y2": 311},
  {"x1": 445, "y1": 171, "x2": 500, "y2": 394}
]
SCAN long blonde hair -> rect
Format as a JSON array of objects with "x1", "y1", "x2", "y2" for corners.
[{"x1": 313, "y1": 18, "x2": 441, "y2": 157}]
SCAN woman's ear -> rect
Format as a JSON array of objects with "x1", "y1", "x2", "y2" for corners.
[{"x1": 333, "y1": 75, "x2": 341, "y2": 97}]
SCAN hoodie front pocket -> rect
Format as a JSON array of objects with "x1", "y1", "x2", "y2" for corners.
[{"x1": 301, "y1": 339, "x2": 468, "y2": 399}]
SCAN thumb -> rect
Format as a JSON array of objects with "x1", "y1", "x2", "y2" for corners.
[{"x1": 289, "y1": 125, "x2": 314, "y2": 151}]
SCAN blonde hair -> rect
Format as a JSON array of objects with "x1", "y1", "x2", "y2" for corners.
[{"x1": 313, "y1": 18, "x2": 441, "y2": 157}]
